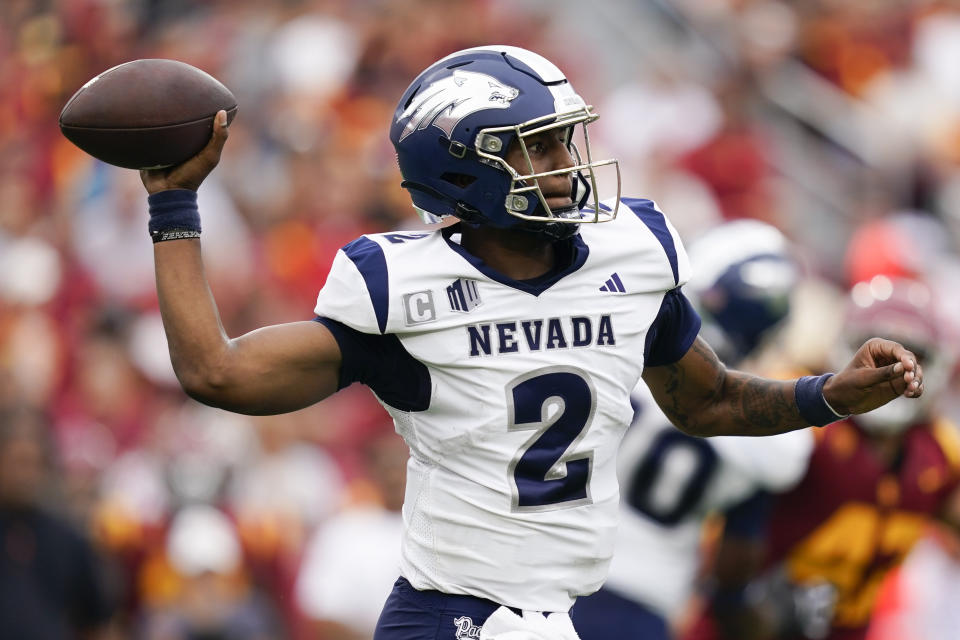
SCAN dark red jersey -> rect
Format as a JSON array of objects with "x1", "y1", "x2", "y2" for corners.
[{"x1": 764, "y1": 418, "x2": 960, "y2": 640}]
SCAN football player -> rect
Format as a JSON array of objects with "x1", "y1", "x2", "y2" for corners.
[
  {"x1": 571, "y1": 220, "x2": 815, "y2": 640},
  {"x1": 688, "y1": 277, "x2": 960, "y2": 640},
  {"x1": 137, "y1": 45, "x2": 923, "y2": 639}
]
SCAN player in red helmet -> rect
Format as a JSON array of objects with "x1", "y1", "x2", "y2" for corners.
[{"x1": 690, "y1": 277, "x2": 960, "y2": 640}]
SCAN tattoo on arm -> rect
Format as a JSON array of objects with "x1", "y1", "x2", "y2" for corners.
[
  {"x1": 656, "y1": 339, "x2": 719, "y2": 429},
  {"x1": 721, "y1": 372, "x2": 804, "y2": 437},
  {"x1": 654, "y1": 338, "x2": 806, "y2": 437},
  {"x1": 657, "y1": 360, "x2": 689, "y2": 429}
]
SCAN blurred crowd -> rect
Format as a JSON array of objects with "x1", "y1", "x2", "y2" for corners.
[{"x1": 3, "y1": 0, "x2": 960, "y2": 638}]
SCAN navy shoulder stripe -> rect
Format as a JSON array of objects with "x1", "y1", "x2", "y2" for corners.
[
  {"x1": 342, "y1": 236, "x2": 389, "y2": 334},
  {"x1": 623, "y1": 197, "x2": 679, "y2": 285}
]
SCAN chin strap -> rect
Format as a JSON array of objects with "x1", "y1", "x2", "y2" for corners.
[
  {"x1": 454, "y1": 201, "x2": 486, "y2": 226},
  {"x1": 515, "y1": 201, "x2": 582, "y2": 240},
  {"x1": 517, "y1": 221, "x2": 580, "y2": 241}
]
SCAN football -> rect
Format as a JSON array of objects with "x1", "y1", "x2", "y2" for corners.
[{"x1": 59, "y1": 59, "x2": 238, "y2": 170}]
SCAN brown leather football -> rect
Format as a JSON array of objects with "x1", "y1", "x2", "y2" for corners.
[{"x1": 59, "y1": 59, "x2": 238, "y2": 170}]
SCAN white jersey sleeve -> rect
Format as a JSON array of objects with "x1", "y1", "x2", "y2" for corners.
[
  {"x1": 606, "y1": 197, "x2": 693, "y2": 292},
  {"x1": 314, "y1": 239, "x2": 385, "y2": 334}
]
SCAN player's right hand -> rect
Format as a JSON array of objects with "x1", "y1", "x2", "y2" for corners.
[{"x1": 140, "y1": 109, "x2": 229, "y2": 194}]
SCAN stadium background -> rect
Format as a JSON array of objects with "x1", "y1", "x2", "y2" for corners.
[{"x1": 2, "y1": 0, "x2": 960, "y2": 638}]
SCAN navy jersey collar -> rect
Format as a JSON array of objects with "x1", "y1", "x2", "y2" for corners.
[{"x1": 441, "y1": 224, "x2": 589, "y2": 296}]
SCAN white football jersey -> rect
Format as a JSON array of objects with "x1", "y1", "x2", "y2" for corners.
[
  {"x1": 602, "y1": 382, "x2": 814, "y2": 620},
  {"x1": 314, "y1": 199, "x2": 696, "y2": 612}
]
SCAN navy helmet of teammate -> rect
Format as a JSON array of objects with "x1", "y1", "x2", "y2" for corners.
[
  {"x1": 389, "y1": 46, "x2": 619, "y2": 239},
  {"x1": 685, "y1": 219, "x2": 799, "y2": 365}
]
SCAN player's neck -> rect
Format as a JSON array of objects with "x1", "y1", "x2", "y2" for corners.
[{"x1": 459, "y1": 225, "x2": 557, "y2": 281}]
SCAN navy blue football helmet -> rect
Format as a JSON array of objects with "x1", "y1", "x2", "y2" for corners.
[
  {"x1": 686, "y1": 220, "x2": 799, "y2": 364},
  {"x1": 390, "y1": 45, "x2": 619, "y2": 238}
]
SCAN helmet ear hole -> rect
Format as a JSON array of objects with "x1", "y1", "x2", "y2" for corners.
[{"x1": 440, "y1": 172, "x2": 477, "y2": 188}]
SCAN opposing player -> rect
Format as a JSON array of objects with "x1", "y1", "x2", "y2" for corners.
[
  {"x1": 690, "y1": 278, "x2": 960, "y2": 640},
  {"x1": 571, "y1": 220, "x2": 815, "y2": 640},
  {"x1": 137, "y1": 46, "x2": 923, "y2": 639}
]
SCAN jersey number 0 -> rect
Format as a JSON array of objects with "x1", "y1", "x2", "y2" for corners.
[{"x1": 507, "y1": 367, "x2": 597, "y2": 512}]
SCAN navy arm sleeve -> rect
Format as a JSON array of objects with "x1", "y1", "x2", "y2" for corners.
[
  {"x1": 643, "y1": 288, "x2": 702, "y2": 367},
  {"x1": 314, "y1": 317, "x2": 431, "y2": 412}
]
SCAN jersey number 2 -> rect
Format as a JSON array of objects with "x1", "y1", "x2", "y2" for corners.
[{"x1": 507, "y1": 367, "x2": 596, "y2": 511}]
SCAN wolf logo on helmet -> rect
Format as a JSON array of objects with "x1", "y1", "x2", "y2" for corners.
[{"x1": 397, "y1": 70, "x2": 519, "y2": 142}]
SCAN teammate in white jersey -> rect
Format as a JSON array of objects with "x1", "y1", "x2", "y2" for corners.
[
  {"x1": 138, "y1": 45, "x2": 924, "y2": 639},
  {"x1": 571, "y1": 220, "x2": 815, "y2": 640}
]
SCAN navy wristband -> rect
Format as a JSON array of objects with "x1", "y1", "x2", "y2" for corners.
[
  {"x1": 795, "y1": 373, "x2": 847, "y2": 427},
  {"x1": 147, "y1": 189, "x2": 201, "y2": 241}
]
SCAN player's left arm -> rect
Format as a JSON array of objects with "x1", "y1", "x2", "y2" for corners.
[{"x1": 642, "y1": 336, "x2": 923, "y2": 437}]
